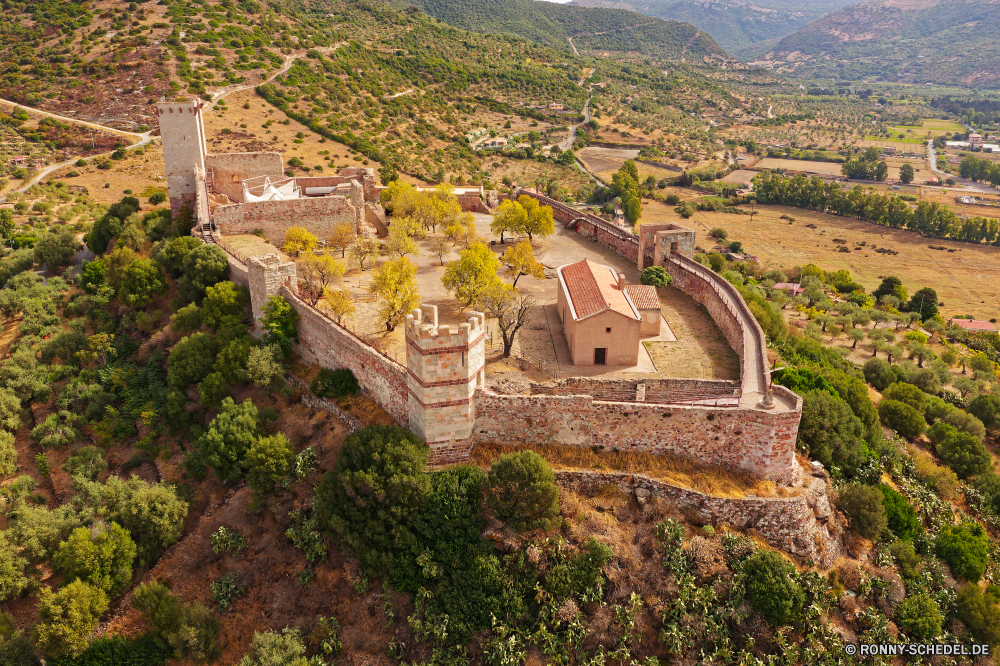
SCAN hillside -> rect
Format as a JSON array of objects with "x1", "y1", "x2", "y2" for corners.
[
  {"x1": 409, "y1": 0, "x2": 731, "y2": 63},
  {"x1": 751, "y1": 0, "x2": 1000, "y2": 86},
  {"x1": 570, "y1": 0, "x2": 856, "y2": 58}
]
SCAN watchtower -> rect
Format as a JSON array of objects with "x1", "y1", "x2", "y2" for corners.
[
  {"x1": 405, "y1": 305, "x2": 486, "y2": 464},
  {"x1": 154, "y1": 99, "x2": 208, "y2": 218}
]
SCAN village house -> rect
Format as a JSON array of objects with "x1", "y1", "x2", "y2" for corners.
[
  {"x1": 773, "y1": 282, "x2": 805, "y2": 296},
  {"x1": 556, "y1": 259, "x2": 661, "y2": 366},
  {"x1": 948, "y1": 318, "x2": 997, "y2": 333}
]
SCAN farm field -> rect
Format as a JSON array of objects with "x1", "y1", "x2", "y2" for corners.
[
  {"x1": 754, "y1": 158, "x2": 842, "y2": 175},
  {"x1": 638, "y1": 197, "x2": 1000, "y2": 320},
  {"x1": 864, "y1": 118, "x2": 966, "y2": 144}
]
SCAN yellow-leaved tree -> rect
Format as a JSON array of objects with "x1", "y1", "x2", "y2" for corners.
[
  {"x1": 442, "y1": 242, "x2": 503, "y2": 309},
  {"x1": 370, "y1": 257, "x2": 420, "y2": 331},
  {"x1": 282, "y1": 226, "x2": 318, "y2": 256},
  {"x1": 500, "y1": 240, "x2": 545, "y2": 288}
]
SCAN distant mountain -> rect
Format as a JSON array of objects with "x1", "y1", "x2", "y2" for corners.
[
  {"x1": 751, "y1": 0, "x2": 1000, "y2": 86},
  {"x1": 410, "y1": 0, "x2": 732, "y2": 63},
  {"x1": 568, "y1": 0, "x2": 856, "y2": 59}
]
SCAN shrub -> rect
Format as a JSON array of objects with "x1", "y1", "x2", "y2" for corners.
[
  {"x1": 101, "y1": 476, "x2": 188, "y2": 564},
  {"x1": 33, "y1": 581, "x2": 109, "y2": 658},
  {"x1": 878, "y1": 484, "x2": 920, "y2": 540},
  {"x1": 132, "y1": 582, "x2": 221, "y2": 662},
  {"x1": 211, "y1": 573, "x2": 246, "y2": 610},
  {"x1": 167, "y1": 333, "x2": 218, "y2": 390},
  {"x1": 956, "y1": 584, "x2": 1000, "y2": 648},
  {"x1": 863, "y1": 358, "x2": 896, "y2": 392},
  {"x1": 178, "y1": 244, "x2": 229, "y2": 304},
  {"x1": 46, "y1": 635, "x2": 172, "y2": 666},
  {"x1": 708, "y1": 227, "x2": 728, "y2": 240},
  {"x1": 836, "y1": 483, "x2": 888, "y2": 540},
  {"x1": 0, "y1": 430, "x2": 16, "y2": 476},
  {"x1": 310, "y1": 367, "x2": 359, "y2": 399},
  {"x1": 889, "y1": 539, "x2": 920, "y2": 580},
  {"x1": 877, "y1": 399, "x2": 926, "y2": 439},
  {"x1": 639, "y1": 265, "x2": 672, "y2": 287},
  {"x1": 797, "y1": 390, "x2": 865, "y2": 475},
  {"x1": 245, "y1": 345, "x2": 284, "y2": 388},
  {"x1": 895, "y1": 593, "x2": 943, "y2": 640},
  {"x1": 741, "y1": 550, "x2": 804, "y2": 626},
  {"x1": 210, "y1": 527, "x2": 247, "y2": 556},
  {"x1": 0, "y1": 630, "x2": 40, "y2": 666},
  {"x1": 969, "y1": 394, "x2": 1000, "y2": 429},
  {"x1": 936, "y1": 523, "x2": 990, "y2": 582},
  {"x1": 0, "y1": 531, "x2": 29, "y2": 602},
  {"x1": 149, "y1": 192, "x2": 167, "y2": 205},
  {"x1": 261, "y1": 295, "x2": 299, "y2": 357},
  {"x1": 238, "y1": 629, "x2": 306, "y2": 666},
  {"x1": 53, "y1": 522, "x2": 137, "y2": 595},
  {"x1": 246, "y1": 433, "x2": 293, "y2": 499},
  {"x1": 486, "y1": 450, "x2": 559, "y2": 532},
  {"x1": 170, "y1": 304, "x2": 202, "y2": 334},
  {"x1": 316, "y1": 425, "x2": 429, "y2": 574}
]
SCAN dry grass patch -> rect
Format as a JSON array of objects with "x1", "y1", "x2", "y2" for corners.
[
  {"x1": 219, "y1": 234, "x2": 285, "y2": 264},
  {"x1": 472, "y1": 442, "x2": 799, "y2": 499}
]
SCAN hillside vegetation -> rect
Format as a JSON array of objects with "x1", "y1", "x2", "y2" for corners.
[{"x1": 752, "y1": 0, "x2": 1000, "y2": 86}]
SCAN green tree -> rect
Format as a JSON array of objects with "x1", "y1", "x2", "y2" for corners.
[
  {"x1": 490, "y1": 199, "x2": 527, "y2": 244},
  {"x1": 969, "y1": 393, "x2": 1000, "y2": 429},
  {"x1": 899, "y1": 163, "x2": 915, "y2": 184},
  {"x1": 238, "y1": 629, "x2": 307, "y2": 666},
  {"x1": 316, "y1": 425, "x2": 430, "y2": 574},
  {"x1": 153, "y1": 236, "x2": 201, "y2": 276},
  {"x1": 877, "y1": 399, "x2": 926, "y2": 439},
  {"x1": 882, "y1": 382, "x2": 926, "y2": 412},
  {"x1": 53, "y1": 522, "x2": 137, "y2": 595},
  {"x1": 80, "y1": 259, "x2": 106, "y2": 294},
  {"x1": 179, "y1": 244, "x2": 229, "y2": 304},
  {"x1": 246, "y1": 345, "x2": 284, "y2": 388},
  {"x1": 87, "y1": 197, "x2": 139, "y2": 255},
  {"x1": 836, "y1": 483, "x2": 888, "y2": 539},
  {"x1": 132, "y1": 582, "x2": 221, "y2": 662},
  {"x1": 486, "y1": 450, "x2": 559, "y2": 532},
  {"x1": 100, "y1": 476, "x2": 188, "y2": 564},
  {"x1": 261, "y1": 295, "x2": 299, "y2": 357},
  {"x1": 936, "y1": 430, "x2": 991, "y2": 479},
  {"x1": 741, "y1": 550, "x2": 804, "y2": 626},
  {"x1": 516, "y1": 195, "x2": 555, "y2": 240},
  {"x1": 167, "y1": 333, "x2": 218, "y2": 390},
  {"x1": 246, "y1": 433, "x2": 293, "y2": 499},
  {"x1": 33, "y1": 228, "x2": 78, "y2": 272},
  {"x1": 907, "y1": 287, "x2": 938, "y2": 321},
  {"x1": 878, "y1": 484, "x2": 920, "y2": 540},
  {"x1": 0, "y1": 531, "x2": 29, "y2": 601},
  {"x1": 170, "y1": 303, "x2": 202, "y2": 334},
  {"x1": 797, "y1": 390, "x2": 865, "y2": 475},
  {"x1": 0, "y1": 430, "x2": 16, "y2": 476},
  {"x1": 32, "y1": 580, "x2": 109, "y2": 658},
  {"x1": 895, "y1": 594, "x2": 942, "y2": 640},
  {"x1": 0, "y1": 208, "x2": 14, "y2": 239},
  {"x1": 202, "y1": 281, "x2": 249, "y2": 332},
  {"x1": 118, "y1": 259, "x2": 166, "y2": 308},
  {"x1": 640, "y1": 266, "x2": 672, "y2": 287},
  {"x1": 936, "y1": 523, "x2": 990, "y2": 582},
  {"x1": 200, "y1": 397, "x2": 260, "y2": 484},
  {"x1": 443, "y1": 243, "x2": 503, "y2": 309}
]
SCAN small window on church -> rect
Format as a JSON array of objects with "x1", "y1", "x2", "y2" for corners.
[{"x1": 606, "y1": 327, "x2": 612, "y2": 333}]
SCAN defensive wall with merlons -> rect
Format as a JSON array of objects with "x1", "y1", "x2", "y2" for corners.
[{"x1": 161, "y1": 99, "x2": 811, "y2": 535}]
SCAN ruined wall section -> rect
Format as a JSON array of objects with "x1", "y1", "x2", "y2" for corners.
[
  {"x1": 474, "y1": 388, "x2": 801, "y2": 484},
  {"x1": 213, "y1": 196, "x2": 358, "y2": 245},
  {"x1": 205, "y1": 152, "x2": 283, "y2": 203}
]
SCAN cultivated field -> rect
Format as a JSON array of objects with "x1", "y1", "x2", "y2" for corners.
[
  {"x1": 639, "y1": 197, "x2": 1000, "y2": 320},
  {"x1": 576, "y1": 146, "x2": 640, "y2": 173},
  {"x1": 754, "y1": 158, "x2": 842, "y2": 175}
]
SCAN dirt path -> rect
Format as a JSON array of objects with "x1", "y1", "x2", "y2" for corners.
[
  {"x1": 558, "y1": 97, "x2": 591, "y2": 152},
  {"x1": 568, "y1": 37, "x2": 579, "y2": 56}
]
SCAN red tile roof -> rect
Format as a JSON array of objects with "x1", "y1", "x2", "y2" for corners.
[
  {"x1": 560, "y1": 259, "x2": 640, "y2": 321},
  {"x1": 624, "y1": 284, "x2": 660, "y2": 310},
  {"x1": 949, "y1": 319, "x2": 996, "y2": 332}
]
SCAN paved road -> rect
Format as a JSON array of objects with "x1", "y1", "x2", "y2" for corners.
[
  {"x1": 927, "y1": 139, "x2": 999, "y2": 194},
  {"x1": 558, "y1": 97, "x2": 591, "y2": 152}
]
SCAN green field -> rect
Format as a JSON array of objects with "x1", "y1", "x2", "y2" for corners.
[{"x1": 867, "y1": 118, "x2": 967, "y2": 144}]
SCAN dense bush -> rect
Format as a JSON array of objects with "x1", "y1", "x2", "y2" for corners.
[
  {"x1": 199, "y1": 398, "x2": 260, "y2": 484},
  {"x1": 877, "y1": 399, "x2": 926, "y2": 439},
  {"x1": 639, "y1": 265, "x2": 672, "y2": 287},
  {"x1": 863, "y1": 358, "x2": 896, "y2": 392},
  {"x1": 882, "y1": 382, "x2": 926, "y2": 412},
  {"x1": 956, "y1": 584, "x2": 1000, "y2": 648},
  {"x1": 178, "y1": 244, "x2": 229, "y2": 304},
  {"x1": 968, "y1": 394, "x2": 1000, "y2": 430},
  {"x1": 246, "y1": 433, "x2": 293, "y2": 499},
  {"x1": 935, "y1": 427, "x2": 991, "y2": 479},
  {"x1": 741, "y1": 550, "x2": 804, "y2": 626},
  {"x1": 152, "y1": 236, "x2": 201, "y2": 277},
  {"x1": 310, "y1": 367, "x2": 359, "y2": 399},
  {"x1": 894, "y1": 593, "x2": 943, "y2": 640},
  {"x1": 47, "y1": 635, "x2": 172, "y2": 666},
  {"x1": 878, "y1": 484, "x2": 920, "y2": 540},
  {"x1": 317, "y1": 425, "x2": 429, "y2": 573},
  {"x1": 100, "y1": 476, "x2": 188, "y2": 564},
  {"x1": 238, "y1": 629, "x2": 306, "y2": 666},
  {"x1": 797, "y1": 390, "x2": 865, "y2": 475},
  {"x1": 132, "y1": 582, "x2": 221, "y2": 662},
  {"x1": 486, "y1": 450, "x2": 560, "y2": 532},
  {"x1": 772, "y1": 367, "x2": 836, "y2": 396},
  {"x1": 935, "y1": 523, "x2": 990, "y2": 582},
  {"x1": 32, "y1": 581, "x2": 108, "y2": 658},
  {"x1": 167, "y1": 333, "x2": 218, "y2": 391},
  {"x1": 0, "y1": 531, "x2": 30, "y2": 601},
  {"x1": 836, "y1": 483, "x2": 888, "y2": 540},
  {"x1": 54, "y1": 522, "x2": 136, "y2": 595},
  {"x1": 0, "y1": 430, "x2": 16, "y2": 476},
  {"x1": 261, "y1": 295, "x2": 299, "y2": 357},
  {"x1": 201, "y1": 281, "x2": 249, "y2": 333}
]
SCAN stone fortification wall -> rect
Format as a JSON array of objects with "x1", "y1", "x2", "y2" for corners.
[
  {"x1": 554, "y1": 469, "x2": 842, "y2": 566},
  {"x1": 214, "y1": 196, "x2": 358, "y2": 245},
  {"x1": 456, "y1": 191, "x2": 487, "y2": 212},
  {"x1": 205, "y1": 152, "x2": 283, "y2": 203},
  {"x1": 474, "y1": 387, "x2": 801, "y2": 484},
  {"x1": 279, "y1": 285, "x2": 410, "y2": 428}
]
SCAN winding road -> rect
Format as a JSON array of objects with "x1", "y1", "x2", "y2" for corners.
[{"x1": 558, "y1": 97, "x2": 591, "y2": 152}]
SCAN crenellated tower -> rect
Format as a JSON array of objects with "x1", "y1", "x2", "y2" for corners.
[{"x1": 405, "y1": 305, "x2": 486, "y2": 464}]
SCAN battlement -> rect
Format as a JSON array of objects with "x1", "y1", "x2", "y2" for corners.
[{"x1": 405, "y1": 305, "x2": 486, "y2": 462}]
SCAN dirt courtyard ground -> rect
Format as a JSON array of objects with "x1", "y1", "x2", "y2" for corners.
[
  {"x1": 638, "y1": 198, "x2": 1000, "y2": 321},
  {"x1": 299, "y1": 212, "x2": 739, "y2": 384}
]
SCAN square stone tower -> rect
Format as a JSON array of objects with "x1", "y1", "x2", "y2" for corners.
[
  {"x1": 405, "y1": 305, "x2": 486, "y2": 464},
  {"x1": 154, "y1": 99, "x2": 208, "y2": 217}
]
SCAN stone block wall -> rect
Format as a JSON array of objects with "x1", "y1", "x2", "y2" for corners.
[
  {"x1": 247, "y1": 254, "x2": 297, "y2": 328},
  {"x1": 406, "y1": 305, "x2": 486, "y2": 463},
  {"x1": 474, "y1": 388, "x2": 801, "y2": 484},
  {"x1": 554, "y1": 470, "x2": 842, "y2": 566},
  {"x1": 156, "y1": 100, "x2": 207, "y2": 218},
  {"x1": 205, "y1": 152, "x2": 283, "y2": 203},
  {"x1": 213, "y1": 196, "x2": 358, "y2": 245}
]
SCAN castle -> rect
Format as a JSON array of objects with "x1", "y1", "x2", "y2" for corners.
[{"x1": 155, "y1": 98, "x2": 840, "y2": 564}]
